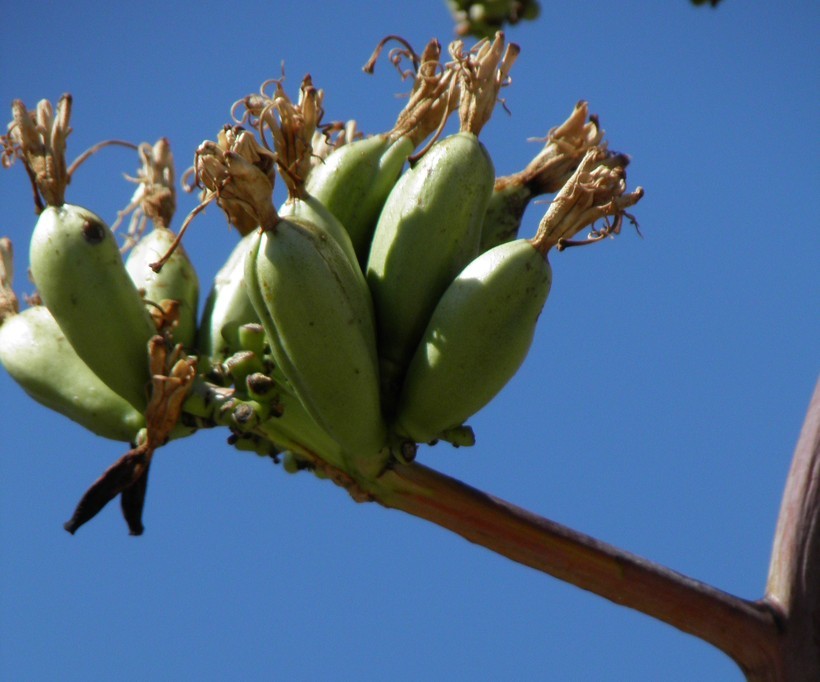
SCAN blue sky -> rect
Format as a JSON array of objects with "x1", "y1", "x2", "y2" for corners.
[{"x1": 1, "y1": 1, "x2": 818, "y2": 680}]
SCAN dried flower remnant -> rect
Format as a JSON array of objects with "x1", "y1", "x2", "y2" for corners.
[
  {"x1": 194, "y1": 126, "x2": 278, "y2": 235},
  {"x1": 309, "y1": 119, "x2": 363, "y2": 171},
  {"x1": 0, "y1": 238, "x2": 18, "y2": 321},
  {"x1": 367, "y1": 36, "x2": 459, "y2": 148},
  {"x1": 169, "y1": 125, "x2": 278, "y2": 266},
  {"x1": 1, "y1": 95, "x2": 73, "y2": 209},
  {"x1": 449, "y1": 32, "x2": 519, "y2": 137},
  {"x1": 113, "y1": 139, "x2": 177, "y2": 251},
  {"x1": 261, "y1": 75, "x2": 324, "y2": 198},
  {"x1": 64, "y1": 338, "x2": 197, "y2": 535},
  {"x1": 512, "y1": 101, "x2": 606, "y2": 196},
  {"x1": 532, "y1": 147, "x2": 644, "y2": 254},
  {"x1": 480, "y1": 101, "x2": 610, "y2": 251}
]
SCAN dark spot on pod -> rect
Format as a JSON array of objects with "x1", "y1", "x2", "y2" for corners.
[
  {"x1": 82, "y1": 219, "x2": 107, "y2": 245},
  {"x1": 400, "y1": 440, "x2": 418, "y2": 462},
  {"x1": 232, "y1": 402, "x2": 255, "y2": 425},
  {"x1": 246, "y1": 372, "x2": 275, "y2": 396}
]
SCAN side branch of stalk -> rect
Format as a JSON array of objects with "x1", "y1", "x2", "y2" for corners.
[{"x1": 359, "y1": 379, "x2": 820, "y2": 680}]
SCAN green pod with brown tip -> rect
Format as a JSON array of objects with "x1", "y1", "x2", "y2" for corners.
[
  {"x1": 29, "y1": 205, "x2": 156, "y2": 410},
  {"x1": 244, "y1": 216, "x2": 388, "y2": 475},
  {"x1": 0, "y1": 305, "x2": 145, "y2": 441},
  {"x1": 394, "y1": 238, "x2": 551, "y2": 443},
  {"x1": 366, "y1": 132, "x2": 495, "y2": 411},
  {"x1": 125, "y1": 226, "x2": 200, "y2": 349}
]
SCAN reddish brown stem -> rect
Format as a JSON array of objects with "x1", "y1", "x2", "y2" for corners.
[
  {"x1": 370, "y1": 461, "x2": 782, "y2": 678},
  {"x1": 364, "y1": 380, "x2": 820, "y2": 678},
  {"x1": 765, "y1": 377, "x2": 820, "y2": 680}
]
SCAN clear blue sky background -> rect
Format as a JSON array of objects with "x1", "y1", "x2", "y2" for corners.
[{"x1": 1, "y1": 2, "x2": 817, "y2": 680}]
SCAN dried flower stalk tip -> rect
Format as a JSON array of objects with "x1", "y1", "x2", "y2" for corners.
[
  {"x1": 497, "y1": 101, "x2": 607, "y2": 196},
  {"x1": 0, "y1": 238, "x2": 19, "y2": 321},
  {"x1": 64, "y1": 338, "x2": 197, "y2": 535},
  {"x1": 2, "y1": 95, "x2": 73, "y2": 209},
  {"x1": 114, "y1": 138, "x2": 178, "y2": 251},
  {"x1": 188, "y1": 126, "x2": 278, "y2": 236},
  {"x1": 364, "y1": 36, "x2": 457, "y2": 148},
  {"x1": 450, "y1": 31, "x2": 519, "y2": 136},
  {"x1": 532, "y1": 147, "x2": 644, "y2": 254}
]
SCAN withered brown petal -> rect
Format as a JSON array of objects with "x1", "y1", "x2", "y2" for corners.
[{"x1": 63, "y1": 447, "x2": 150, "y2": 535}]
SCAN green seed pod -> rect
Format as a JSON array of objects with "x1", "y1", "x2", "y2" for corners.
[
  {"x1": 125, "y1": 226, "x2": 200, "y2": 349},
  {"x1": 236, "y1": 323, "x2": 267, "y2": 359},
  {"x1": 196, "y1": 231, "x2": 261, "y2": 364},
  {"x1": 279, "y1": 193, "x2": 361, "y2": 275},
  {"x1": 394, "y1": 146, "x2": 645, "y2": 443},
  {"x1": 280, "y1": 451, "x2": 303, "y2": 474},
  {"x1": 305, "y1": 37, "x2": 454, "y2": 267},
  {"x1": 0, "y1": 305, "x2": 145, "y2": 441},
  {"x1": 366, "y1": 131, "x2": 495, "y2": 409},
  {"x1": 394, "y1": 238, "x2": 550, "y2": 443},
  {"x1": 29, "y1": 204, "x2": 156, "y2": 410},
  {"x1": 306, "y1": 135, "x2": 414, "y2": 264},
  {"x1": 260, "y1": 74, "x2": 370, "y2": 275},
  {"x1": 479, "y1": 181, "x2": 532, "y2": 253},
  {"x1": 245, "y1": 216, "x2": 388, "y2": 474},
  {"x1": 257, "y1": 383, "x2": 348, "y2": 470}
]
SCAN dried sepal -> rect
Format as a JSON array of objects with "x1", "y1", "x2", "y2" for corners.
[
  {"x1": 192, "y1": 126, "x2": 278, "y2": 234},
  {"x1": 64, "y1": 338, "x2": 198, "y2": 535},
  {"x1": 497, "y1": 101, "x2": 607, "y2": 196},
  {"x1": 114, "y1": 138, "x2": 177, "y2": 251},
  {"x1": 1, "y1": 95, "x2": 72, "y2": 209},
  {"x1": 532, "y1": 147, "x2": 644, "y2": 254},
  {"x1": 309, "y1": 119, "x2": 363, "y2": 171},
  {"x1": 0, "y1": 238, "x2": 19, "y2": 321},
  {"x1": 450, "y1": 31, "x2": 519, "y2": 135}
]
